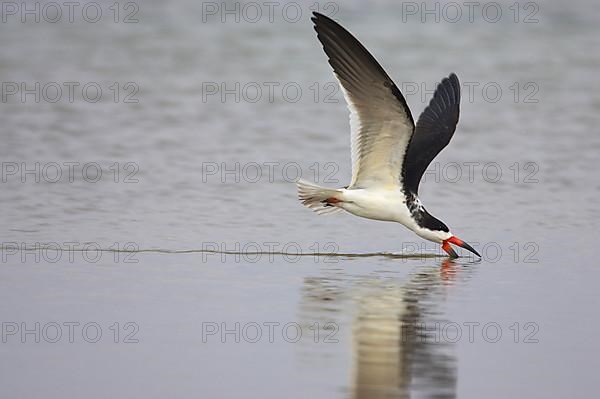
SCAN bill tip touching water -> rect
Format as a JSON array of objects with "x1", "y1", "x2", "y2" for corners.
[{"x1": 297, "y1": 12, "x2": 481, "y2": 259}]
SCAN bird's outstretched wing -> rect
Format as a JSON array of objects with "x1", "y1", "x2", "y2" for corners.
[
  {"x1": 403, "y1": 73, "x2": 461, "y2": 194},
  {"x1": 312, "y1": 12, "x2": 415, "y2": 189}
]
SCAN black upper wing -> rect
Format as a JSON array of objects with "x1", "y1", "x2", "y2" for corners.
[{"x1": 402, "y1": 73, "x2": 461, "y2": 194}]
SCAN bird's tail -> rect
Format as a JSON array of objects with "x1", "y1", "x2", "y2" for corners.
[{"x1": 296, "y1": 179, "x2": 343, "y2": 215}]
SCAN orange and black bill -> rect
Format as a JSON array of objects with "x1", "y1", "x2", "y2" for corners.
[{"x1": 443, "y1": 236, "x2": 481, "y2": 258}]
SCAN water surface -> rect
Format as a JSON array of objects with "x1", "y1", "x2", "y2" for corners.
[{"x1": 1, "y1": 0, "x2": 599, "y2": 397}]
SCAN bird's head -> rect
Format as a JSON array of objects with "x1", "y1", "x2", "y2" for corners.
[{"x1": 414, "y1": 211, "x2": 480, "y2": 259}]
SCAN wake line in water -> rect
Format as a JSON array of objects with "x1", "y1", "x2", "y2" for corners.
[{"x1": 0, "y1": 244, "x2": 445, "y2": 259}]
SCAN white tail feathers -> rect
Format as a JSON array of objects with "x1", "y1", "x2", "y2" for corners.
[{"x1": 297, "y1": 179, "x2": 343, "y2": 215}]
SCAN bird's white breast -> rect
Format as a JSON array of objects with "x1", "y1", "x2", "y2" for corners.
[
  {"x1": 338, "y1": 188, "x2": 415, "y2": 227},
  {"x1": 337, "y1": 188, "x2": 452, "y2": 244}
]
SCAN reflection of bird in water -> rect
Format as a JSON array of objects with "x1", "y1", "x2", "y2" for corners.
[
  {"x1": 299, "y1": 259, "x2": 461, "y2": 399},
  {"x1": 352, "y1": 278, "x2": 409, "y2": 398},
  {"x1": 353, "y1": 259, "x2": 458, "y2": 399}
]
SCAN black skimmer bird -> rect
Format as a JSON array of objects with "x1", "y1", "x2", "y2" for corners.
[{"x1": 297, "y1": 12, "x2": 480, "y2": 259}]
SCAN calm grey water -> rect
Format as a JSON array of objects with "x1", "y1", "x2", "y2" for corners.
[{"x1": 1, "y1": 0, "x2": 599, "y2": 398}]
